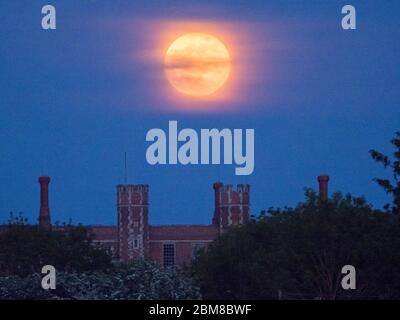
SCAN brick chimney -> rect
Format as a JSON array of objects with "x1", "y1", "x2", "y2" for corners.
[
  {"x1": 212, "y1": 182, "x2": 223, "y2": 227},
  {"x1": 38, "y1": 176, "x2": 51, "y2": 228},
  {"x1": 317, "y1": 175, "x2": 329, "y2": 201}
]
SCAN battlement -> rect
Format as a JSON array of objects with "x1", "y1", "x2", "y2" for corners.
[
  {"x1": 213, "y1": 182, "x2": 250, "y2": 193},
  {"x1": 117, "y1": 184, "x2": 149, "y2": 207},
  {"x1": 213, "y1": 182, "x2": 250, "y2": 208},
  {"x1": 117, "y1": 184, "x2": 149, "y2": 193},
  {"x1": 212, "y1": 181, "x2": 250, "y2": 231}
]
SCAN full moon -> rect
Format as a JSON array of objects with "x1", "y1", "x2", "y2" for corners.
[{"x1": 164, "y1": 33, "x2": 231, "y2": 97}]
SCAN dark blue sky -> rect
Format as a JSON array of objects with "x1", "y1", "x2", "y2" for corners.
[{"x1": 1, "y1": 1, "x2": 399, "y2": 225}]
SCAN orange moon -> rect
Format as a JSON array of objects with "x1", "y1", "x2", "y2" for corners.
[{"x1": 164, "y1": 33, "x2": 231, "y2": 96}]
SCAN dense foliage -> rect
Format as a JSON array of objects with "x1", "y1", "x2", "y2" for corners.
[
  {"x1": 0, "y1": 261, "x2": 201, "y2": 300},
  {"x1": 0, "y1": 215, "x2": 200, "y2": 300},
  {"x1": 0, "y1": 214, "x2": 112, "y2": 276},
  {"x1": 370, "y1": 131, "x2": 400, "y2": 214},
  {"x1": 193, "y1": 190, "x2": 400, "y2": 299}
]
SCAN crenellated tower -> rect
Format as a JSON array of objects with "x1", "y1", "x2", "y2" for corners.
[
  {"x1": 212, "y1": 182, "x2": 250, "y2": 234},
  {"x1": 117, "y1": 184, "x2": 149, "y2": 262}
]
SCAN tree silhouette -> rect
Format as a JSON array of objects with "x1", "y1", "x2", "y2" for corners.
[
  {"x1": 193, "y1": 190, "x2": 400, "y2": 299},
  {"x1": 370, "y1": 131, "x2": 400, "y2": 214},
  {"x1": 0, "y1": 213, "x2": 112, "y2": 276}
]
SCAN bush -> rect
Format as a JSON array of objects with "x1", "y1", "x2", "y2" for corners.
[
  {"x1": 0, "y1": 260, "x2": 201, "y2": 300},
  {"x1": 0, "y1": 214, "x2": 112, "y2": 276}
]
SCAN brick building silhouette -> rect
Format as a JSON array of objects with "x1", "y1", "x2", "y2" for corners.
[
  {"x1": 37, "y1": 177, "x2": 251, "y2": 267},
  {"x1": 37, "y1": 175, "x2": 329, "y2": 267}
]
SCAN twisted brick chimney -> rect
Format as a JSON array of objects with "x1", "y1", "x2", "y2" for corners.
[
  {"x1": 317, "y1": 175, "x2": 329, "y2": 201},
  {"x1": 38, "y1": 176, "x2": 51, "y2": 228}
]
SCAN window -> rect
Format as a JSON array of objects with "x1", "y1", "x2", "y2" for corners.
[
  {"x1": 163, "y1": 243, "x2": 175, "y2": 267},
  {"x1": 133, "y1": 236, "x2": 141, "y2": 249}
]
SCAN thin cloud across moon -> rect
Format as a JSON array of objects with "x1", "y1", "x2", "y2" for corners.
[
  {"x1": 117, "y1": 18, "x2": 272, "y2": 112},
  {"x1": 164, "y1": 33, "x2": 231, "y2": 97}
]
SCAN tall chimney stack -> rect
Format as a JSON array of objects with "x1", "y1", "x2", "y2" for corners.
[
  {"x1": 38, "y1": 176, "x2": 51, "y2": 228},
  {"x1": 212, "y1": 182, "x2": 223, "y2": 226},
  {"x1": 317, "y1": 175, "x2": 329, "y2": 201}
]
